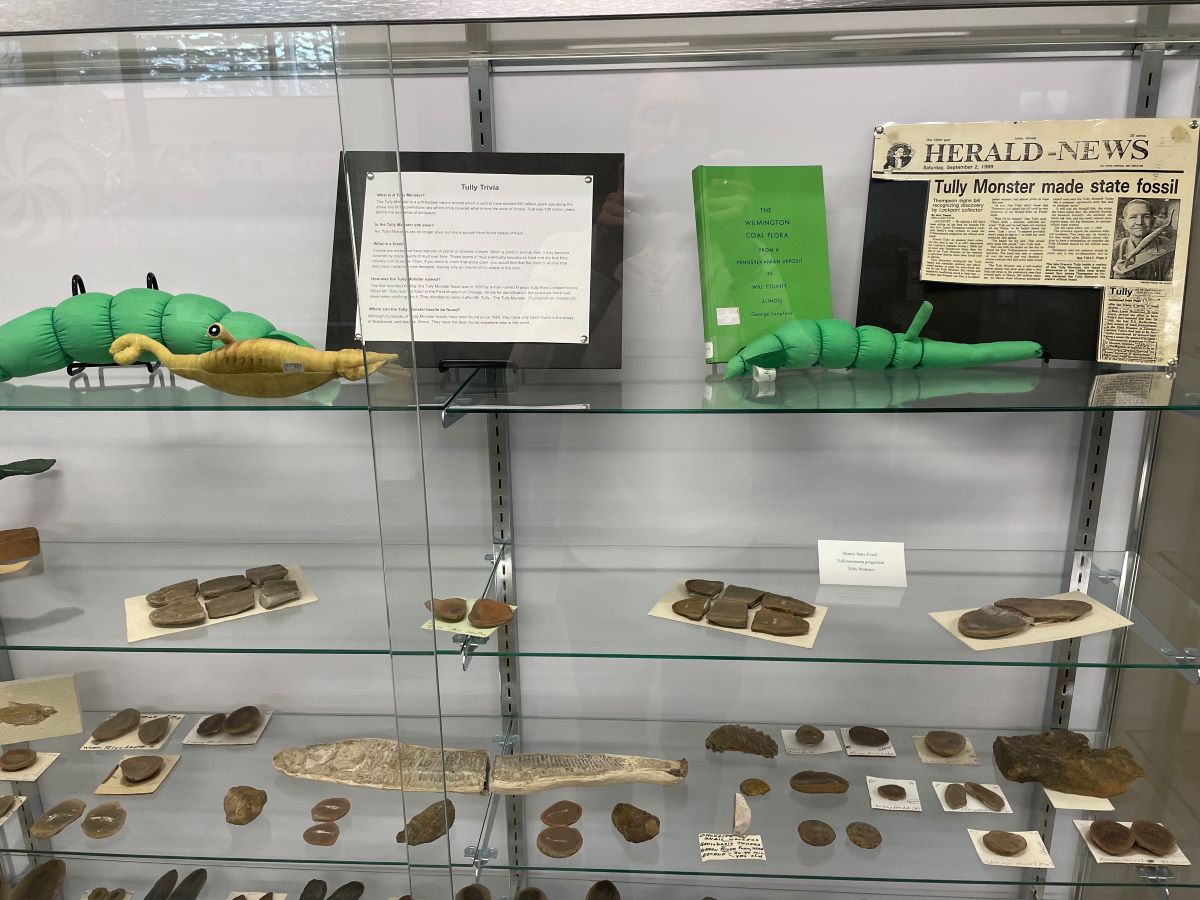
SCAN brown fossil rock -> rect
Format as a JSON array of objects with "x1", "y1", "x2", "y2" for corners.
[
  {"x1": 514, "y1": 891, "x2": 548, "y2": 900},
  {"x1": 536, "y1": 825, "x2": 582, "y2": 858},
  {"x1": 197, "y1": 713, "x2": 226, "y2": 736},
  {"x1": 311, "y1": 797, "x2": 350, "y2": 822},
  {"x1": 0, "y1": 794, "x2": 15, "y2": 818},
  {"x1": 671, "y1": 596, "x2": 708, "y2": 621},
  {"x1": 685, "y1": 579, "x2": 723, "y2": 598},
  {"x1": 120, "y1": 756, "x2": 165, "y2": 784},
  {"x1": 584, "y1": 883, "x2": 620, "y2": 900},
  {"x1": 992, "y1": 730, "x2": 1145, "y2": 797},
  {"x1": 258, "y1": 580, "x2": 301, "y2": 609},
  {"x1": 721, "y1": 585, "x2": 764, "y2": 606},
  {"x1": 92, "y1": 708, "x2": 140, "y2": 743},
  {"x1": 224, "y1": 786, "x2": 267, "y2": 825},
  {"x1": 456, "y1": 887, "x2": 491, "y2": 900},
  {"x1": 798, "y1": 819, "x2": 835, "y2": 846},
  {"x1": 705, "y1": 724, "x2": 778, "y2": 758},
  {"x1": 149, "y1": 597, "x2": 205, "y2": 628},
  {"x1": 982, "y1": 830, "x2": 1027, "y2": 857},
  {"x1": 224, "y1": 706, "x2": 262, "y2": 735},
  {"x1": 425, "y1": 597, "x2": 467, "y2": 623},
  {"x1": 761, "y1": 593, "x2": 816, "y2": 617},
  {"x1": 944, "y1": 783, "x2": 967, "y2": 809},
  {"x1": 957, "y1": 606, "x2": 1030, "y2": 639},
  {"x1": 147, "y1": 579, "x2": 198, "y2": 608},
  {"x1": 246, "y1": 564, "x2": 288, "y2": 586},
  {"x1": 923, "y1": 730, "x2": 966, "y2": 758},
  {"x1": 82, "y1": 802, "x2": 126, "y2": 839},
  {"x1": 304, "y1": 822, "x2": 340, "y2": 846},
  {"x1": 30, "y1": 798, "x2": 86, "y2": 837},
  {"x1": 794, "y1": 724, "x2": 825, "y2": 746},
  {"x1": 876, "y1": 784, "x2": 906, "y2": 801},
  {"x1": 847, "y1": 725, "x2": 889, "y2": 747},
  {"x1": 994, "y1": 596, "x2": 1092, "y2": 622},
  {"x1": 539, "y1": 799, "x2": 582, "y2": 826},
  {"x1": 205, "y1": 590, "x2": 254, "y2": 619},
  {"x1": 1131, "y1": 820, "x2": 1176, "y2": 856},
  {"x1": 846, "y1": 821, "x2": 882, "y2": 849},
  {"x1": 789, "y1": 771, "x2": 849, "y2": 794},
  {"x1": 964, "y1": 782, "x2": 1005, "y2": 812},
  {"x1": 199, "y1": 575, "x2": 250, "y2": 599},
  {"x1": 396, "y1": 799, "x2": 455, "y2": 845},
  {"x1": 704, "y1": 598, "x2": 748, "y2": 628},
  {"x1": 0, "y1": 748, "x2": 36, "y2": 771},
  {"x1": 138, "y1": 716, "x2": 170, "y2": 746},
  {"x1": 751, "y1": 609, "x2": 809, "y2": 636},
  {"x1": 468, "y1": 599, "x2": 513, "y2": 629},
  {"x1": 740, "y1": 777, "x2": 770, "y2": 796},
  {"x1": 611, "y1": 802, "x2": 660, "y2": 843},
  {"x1": 1088, "y1": 820, "x2": 1134, "y2": 855}
]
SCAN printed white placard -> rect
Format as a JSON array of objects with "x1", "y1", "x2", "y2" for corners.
[
  {"x1": 933, "y1": 781, "x2": 1013, "y2": 814},
  {"x1": 818, "y1": 540, "x2": 907, "y2": 587},
  {"x1": 81, "y1": 714, "x2": 184, "y2": 751},
  {"x1": 698, "y1": 833, "x2": 765, "y2": 862},
  {"x1": 1044, "y1": 787, "x2": 1115, "y2": 811},
  {"x1": 1073, "y1": 820, "x2": 1190, "y2": 866},
  {"x1": 866, "y1": 776, "x2": 922, "y2": 812},
  {"x1": 840, "y1": 727, "x2": 897, "y2": 757},
  {"x1": 968, "y1": 829, "x2": 1054, "y2": 868},
  {"x1": 421, "y1": 601, "x2": 518, "y2": 639},
  {"x1": 781, "y1": 728, "x2": 841, "y2": 755},
  {"x1": 182, "y1": 711, "x2": 272, "y2": 746},
  {"x1": 716, "y1": 307, "x2": 741, "y2": 326},
  {"x1": 0, "y1": 752, "x2": 59, "y2": 783},
  {"x1": 912, "y1": 734, "x2": 980, "y2": 766},
  {"x1": 95, "y1": 754, "x2": 181, "y2": 795}
]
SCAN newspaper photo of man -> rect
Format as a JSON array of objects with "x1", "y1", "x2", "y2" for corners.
[{"x1": 1111, "y1": 197, "x2": 1178, "y2": 281}]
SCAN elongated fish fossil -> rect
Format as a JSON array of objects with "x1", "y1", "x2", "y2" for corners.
[
  {"x1": 0, "y1": 701, "x2": 57, "y2": 726},
  {"x1": 490, "y1": 752, "x2": 688, "y2": 795}
]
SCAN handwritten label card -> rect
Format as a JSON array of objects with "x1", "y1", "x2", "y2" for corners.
[
  {"x1": 698, "y1": 833, "x2": 766, "y2": 862},
  {"x1": 781, "y1": 728, "x2": 841, "y2": 755},
  {"x1": 968, "y1": 829, "x2": 1053, "y2": 868},
  {"x1": 1044, "y1": 787, "x2": 1114, "y2": 811},
  {"x1": 913, "y1": 734, "x2": 980, "y2": 766},
  {"x1": 933, "y1": 782, "x2": 1013, "y2": 814},
  {"x1": 866, "y1": 776, "x2": 922, "y2": 812},
  {"x1": 818, "y1": 540, "x2": 907, "y2": 587},
  {"x1": 840, "y1": 727, "x2": 897, "y2": 757}
]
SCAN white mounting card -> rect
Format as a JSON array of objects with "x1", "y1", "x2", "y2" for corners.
[
  {"x1": 359, "y1": 171, "x2": 594, "y2": 345},
  {"x1": 817, "y1": 540, "x2": 907, "y2": 587}
]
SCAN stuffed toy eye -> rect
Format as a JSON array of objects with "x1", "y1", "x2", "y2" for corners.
[{"x1": 207, "y1": 324, "x2": 222, "y2": 338}]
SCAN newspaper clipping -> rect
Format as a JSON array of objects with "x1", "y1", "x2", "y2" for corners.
[{"x1": 872, "y1": 119, "x2": 1198, "y2": 366}]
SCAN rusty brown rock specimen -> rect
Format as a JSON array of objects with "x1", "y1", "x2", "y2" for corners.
[
  {"x1": 790, "y1": 771, "x2": 849, "y2": 794},
  {"x1": 205, "y1": 590, "x2": 254, "y2": 619},
  {"x1": 138, "y1": 716, "x2": 170, "y2": 746},
  {"x1": 539, "y1": 799, "x2": 582, "y2": 826},
  {"x1": 120, "y1": 756, "x2": 165, "y2": 784},
  {"x1": 705, "y1": 598, "x2": 748, "y2": 628},
  {"x1": 92, "y1": 708, "x2": 140, "y2": 743},
  {"x1": 993, "y1": 730, "x2": 1145, "y2": 797},
  {"x1": 671, "y1": 597, "x2": 708, "y2": 621},
  {"x1": 846, "y1": 821, "x2": 882, "y2": 849},
  {"x1": 536, "y1": 825, "x2": 582, "y2": 858},
  {"x1": 923, "y1": 730, "x2": 967, "y2": 758},
  {"x1": 82, "y1": 802, "x2": 126, "y2": 839},
  {"x1": 584, "y1": 883, "x2": 620, "y2": 900},
  {"x1": 455, "y1": 887, "x2": 491, "y2": 900},
  {"x1": 994, "y1": 596, "x2": 1091, "y2": 623},
  {"x1": 761, "y1": 593, "x2": 816, "y2": 617},
  {"x1": 1088, "y1": 820, "x2": 1134, "y2": 855},
  {"x1": 751, "y1": 609, "x2": 809, "y2": 636},
  {"x1": 1131, "y1": 820, "x2": 1177, "y2": 856},
  {"x1": 982, "y1": 830, "x2": 1027, "y2": 857},
  {"x1": 304, "y1": 822, "x2": 340, "y2": 846},
  {"x1": 425, "y1": 597, "x2": 467, "y2": 623},
  {"x1": 468, "y1": 599, "x2": 514, "y2": 629},
  {"x1": 964, "y1": 782, "x2": 1005, "y2": 812},
  {"x1": 0, "y1": 748, "x2": 37, "y2": 771},
  {"x1": 311, "y1": 797, "x2": 350, "y2": 822},
  {"x1": 224, "y1": 706, "x2": 262, "y2": 735},
  {"x1": 147, "y1": 579, "x2": 198, "y2": 608},
  {"x1": 686, "y1": 579, "x2": 723, "y2": 598},
  {"x1": 12, "y1": 859, "x2": 66, "y2": 900},
  {"x1": 0, "y1": 702, "x2": 56, "y2": 726},
  {"x1": 944, "y1": 783, "x2": 968, "y2": 809},
  {"x1": 957, "y1": 606, "x2": 1030, "y2": 639},
  {"x1": 705, "y1": 724, "x2": 778, "y2": 758},
  {"x1": 258, "y1": 580, "x2": 301, "y2": 609},
  {"x1": 199, "y1": 575, "x2": 250, "y2": 599},
  {"x1": 224, "y1": 786, "x2": 267, "y2": 825},
  {"x1": 798, "y1": 819, "x2": 835, "y2": 847},
  {"x1": 397, "y1": 799, "x2": 455, "y2": 845},
  {"x1": 30, "y1": 798, "x2": 86, "y2": 837},
  {"x1": 740, "y1": 777, "x2": 770, "y2": 796},
  {"x1": 721, "y1": 585, "x2": 764, "y2": 606},
  {"x1": 795, "y1": 724, "x2": 825, "y2": 746},
  {"x1": 847, "y1": 726, "x2": 889, "y2": 747},
  {"x1": 149, "y1": 597, "x2": 206, "y2": 628},
  {"x1": 876, "y1": 784, "x2": 907, "y2": 801},
  {"x1": 246, "y1": 564, "x2": 288, "y2": 586},
  {"x1": 611, "y1": 802, "x2": 660, "y2": 843}
]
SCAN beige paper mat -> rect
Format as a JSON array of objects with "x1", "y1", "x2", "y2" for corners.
[
  {"x1": 81, "y1": 714, "x2": 184, "y2": 751},
  {"x1": 930, "y1": 592, "x2": 1130, "y2": 652},
  {"x1": 968, "y1": 829, "x2": 1053, "y2": 868},
  {"x1": 420, "y1": 600, "x2": 519, "y2": 639},
  {"x1": 1073, "y1": 820, "x2": 1191, "y2": 866},
  {"x1": 125, "y1": 566, "x2": 317, "y2": 643},
  {"x1": 1045, "y1": 787, "x2": 1114, "y2": 811},
  {"x1": 0, "y1": 673, "x2": 82, "y2": 742},
  {"x1": 649, "y1": 580, "x2": 826, "y2": 649},
  {"x1": 913, "y1": 734, "x2": 980, "y2": 766},
  {"x1": 1, "y1": 752, "x2": 59, "y2": 782},
  {"x1": 95, "y1": 754, "x2": 180, "y2": 795}
]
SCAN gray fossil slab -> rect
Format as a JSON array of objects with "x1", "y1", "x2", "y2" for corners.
[{"x1": 272, "y1": 739, "x2": 489, "y2": 794}]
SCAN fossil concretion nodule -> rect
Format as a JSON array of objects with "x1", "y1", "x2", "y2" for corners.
[{"x1": 705, "y1": 724, "x2": 779, "y2": 758}]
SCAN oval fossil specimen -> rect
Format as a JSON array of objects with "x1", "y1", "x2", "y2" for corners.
[
  {"x1": 311, "y1": 797, "x2": 350, "y2": 822},
  {"x1": 455, "y1": 887, "x2": 491, "y2": 900},
  {"x1": 304, "y1": 822, "x2": 340, "y2": 846},
  {"x1": 397, "y1": 799, "x2": 455, "y2": 845},
  {"x1": 199, "y1": 575, "x2": 250, "y2": 598},
  {"x1": 761, "y1": 593, "x2": 816, "y2": 617},
  {"x1": 1088, "y1": 819, "x2": 1134, "y2": 855},
  {"x1": 584, "y1": 882, "x2": 620, "y2": 900},
  {"x1": 982, "y1": 830, "x2": 1027, "y2": 857},
  {"x1": 0, "y1": 748, "x2": 37, "y2": 771},
  {"x1": 30, "y1": 798, "x2": 86, "y2": 837},
  {"x1": 847, "y1": 821, "x2": 882, "y2": 849},
  {"x1": 536, "y1": 825, "x2": 582, "y2": 858},
  {"x1": 721, "y1": 585, "x2": 764, "y2": 606},
  {"x1": 705, "y1": 724, "x2": 779, "y2": 758},
  {"x1": 540, "y1": 799, "x2": 582, "y2": 826},
  {"x1": 120, "y1": 755, "x2": 165, "y2": 784},
  {"x1": 0, "y1": 701, "x2": 57, "y2": 727},
  {"x1": 923, "y1": 730, "x2": 966, "y2": 758},
  {"x1": 671, "y1": 596, "x2": 708, "y2": 621},
  {"x1": 740, "y1": 777, "x2": 770, "y2": 796},
  {"x1": 944, "y1": 783, "x2": 968, "y2": 809},
  {"x1": 876, "y1": 783, "x2": 907, "y2": 801},
  {"x1": 197, "y1": 713, "x2": 226, "y2": 736},
  {"x1": 205, "y1": 589, "x2": 254, "y2": 619},
  {"x1": 224, "y1": 786, "x2": 267, "y2": 825},
  {"x1": 143, "y1": 870, "x2": 178, "y2": 900},
  {"x1": 847, "y1": 725, "x2": 890, "y2": 747},
  {"x1": 246, "y1": 564, "x2": 288, "y2": 586},
  {"x1": 92, "y1": 708, "x2": 141, "y2": 743},
  {"x1": 751, "y1": 609, "x2": 809, "y2": 636},
  {"x1": 327, "y1": 883, "x2": 363, "y2": 900},
  {"x1": 994, "y1": 596, "x2": 1091, "y2": 623},
  {"x1": 704, "y1": 598, "x2": 748, "y2": 628},
  {"x1": 11, "y1": 859, "x2": 66, "y2": 900},
  {"x1": 1131, "y1": 820, "x2": 1176, "y2": 856},
  {"x1": 685, "y1": 579, "x2": 723, "y2": 598},
  {"x1": 149, "y1": 597, "x2": 206, "y2": 628},
  {"x1": 82, "y1": 801, "x2": 127, "y2": 839},
  {"x1": 798, "y1": 819, "x2": 836, "y2": 847},
  {"x1": 258, "y1": 580, "x2": 301, "y2": 609},
  {"x1": 224, "y1": 706, "x2": 262, "y2": 735},
  {"x1": 795, "y1": 724, "x2": 825, "y2": 746},
  {"x1": 138, "y1": 716, "x2": 170, "y2": 746},
  {"x1": 425, "y1": 597, "x2": 467, "y2": 623},
  {"x1": 964, "y1": 782, "x2": 1006, "y2": 812},
  {"x1": 789, "y1": 771, "x2": 849, "y2": 794},
  {"x1": 957, "y1": 606, "x2": 1030, "y2": 639},
  {"x1": 298, "y1": 880, "x2": 326, "y2": 900},
  {"x1": 611, "y1": 802, "x2": 660, "y2": 843},
  {"x1": 147, "y1": 579, "x2": 198, "y2": 608},
  {"x1": 468, "y1": 599, "x2": 514, "y2": 629}
]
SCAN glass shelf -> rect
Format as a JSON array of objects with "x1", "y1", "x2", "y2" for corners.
[
  {"x1": 430, "y1": 546, "x2": 1186, "y2": 668},
  {"x1": 451, "y1": 716, "x2": 1195, "y2": 891},
  {"x1": 444, "y1": 357, "x2": 1199, "y2": 416}
]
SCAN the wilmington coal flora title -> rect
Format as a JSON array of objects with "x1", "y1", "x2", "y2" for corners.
[{"x1": 872, "y1": 119, "x2": 1199, "y2": 366}]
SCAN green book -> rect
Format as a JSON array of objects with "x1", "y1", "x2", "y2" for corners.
[{"x1": 692, "y1": 165, "x2": 833, "y2": 364}]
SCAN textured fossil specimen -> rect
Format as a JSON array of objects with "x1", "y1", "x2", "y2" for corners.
[
  {"x1": 224, "y1": 786, "x2": 267, "y2": 825},
  {"x1": 611, "y1": 802, "x2": 660, "y2": 843},
  {"x1": 993, "y1": 730, "x2": 1144, "y2": 797},
  {"x1": 30, "y1": 798, "x2": 86, "y2": 837},
  {"x1": 82, "y1": 802, "x2": 126, "y2": 839},
  {"x1": 490, "y1": 752, "x2": 688, "y2": 795},
  {"x1": 1088, "y1": 820, "x2": 1134, "y2": 855},
  {"x1": 1132, "y1": 820, "x2": 1176, "y2": 856},
  {"x1": 993, "y1": 596, "x2": 1091, "y2": 623},
  {"x1": 923, "y1": 730, "x2": 966, "y2": 758},
  {"x1": 273, "y1": 739, "x2": 489, "y2": 794},
  {"x1": 0, "y1": 701, "x2": 56, "y2": 727},
  {"x1": 982, "y1": 830, "x2": 1026, "y2": 856},
  {"x1": 705, "y1": 724, "x2": 779, "y2": 758},
  {"x1": 396, "y1": 799, "x2": 455, "y2": 845},
  {"x1": 311, "y1": 798, "x2": 350, "y2": 822}
]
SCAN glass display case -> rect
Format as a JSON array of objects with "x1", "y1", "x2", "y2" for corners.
[{"x1": 2, "y1": 3, "x2": 1200, "y2": 900}]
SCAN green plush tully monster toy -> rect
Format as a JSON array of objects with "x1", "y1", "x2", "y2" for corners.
[{"x1": 724, "y1": 301, "x2": 1043, "y2": 379}]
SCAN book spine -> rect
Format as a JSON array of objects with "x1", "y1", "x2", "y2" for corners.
[{"x1": 692, "y1": 167, "x2": 715, "y2": 361}]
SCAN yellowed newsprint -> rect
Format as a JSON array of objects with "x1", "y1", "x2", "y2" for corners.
[{"x1": 872, "y1": 119, "x2": 1198, "y2": 366}]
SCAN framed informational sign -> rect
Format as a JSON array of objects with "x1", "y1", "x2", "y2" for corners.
[{"x1": 326, "y1": 150, "x2": 625, "y2": 369}]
